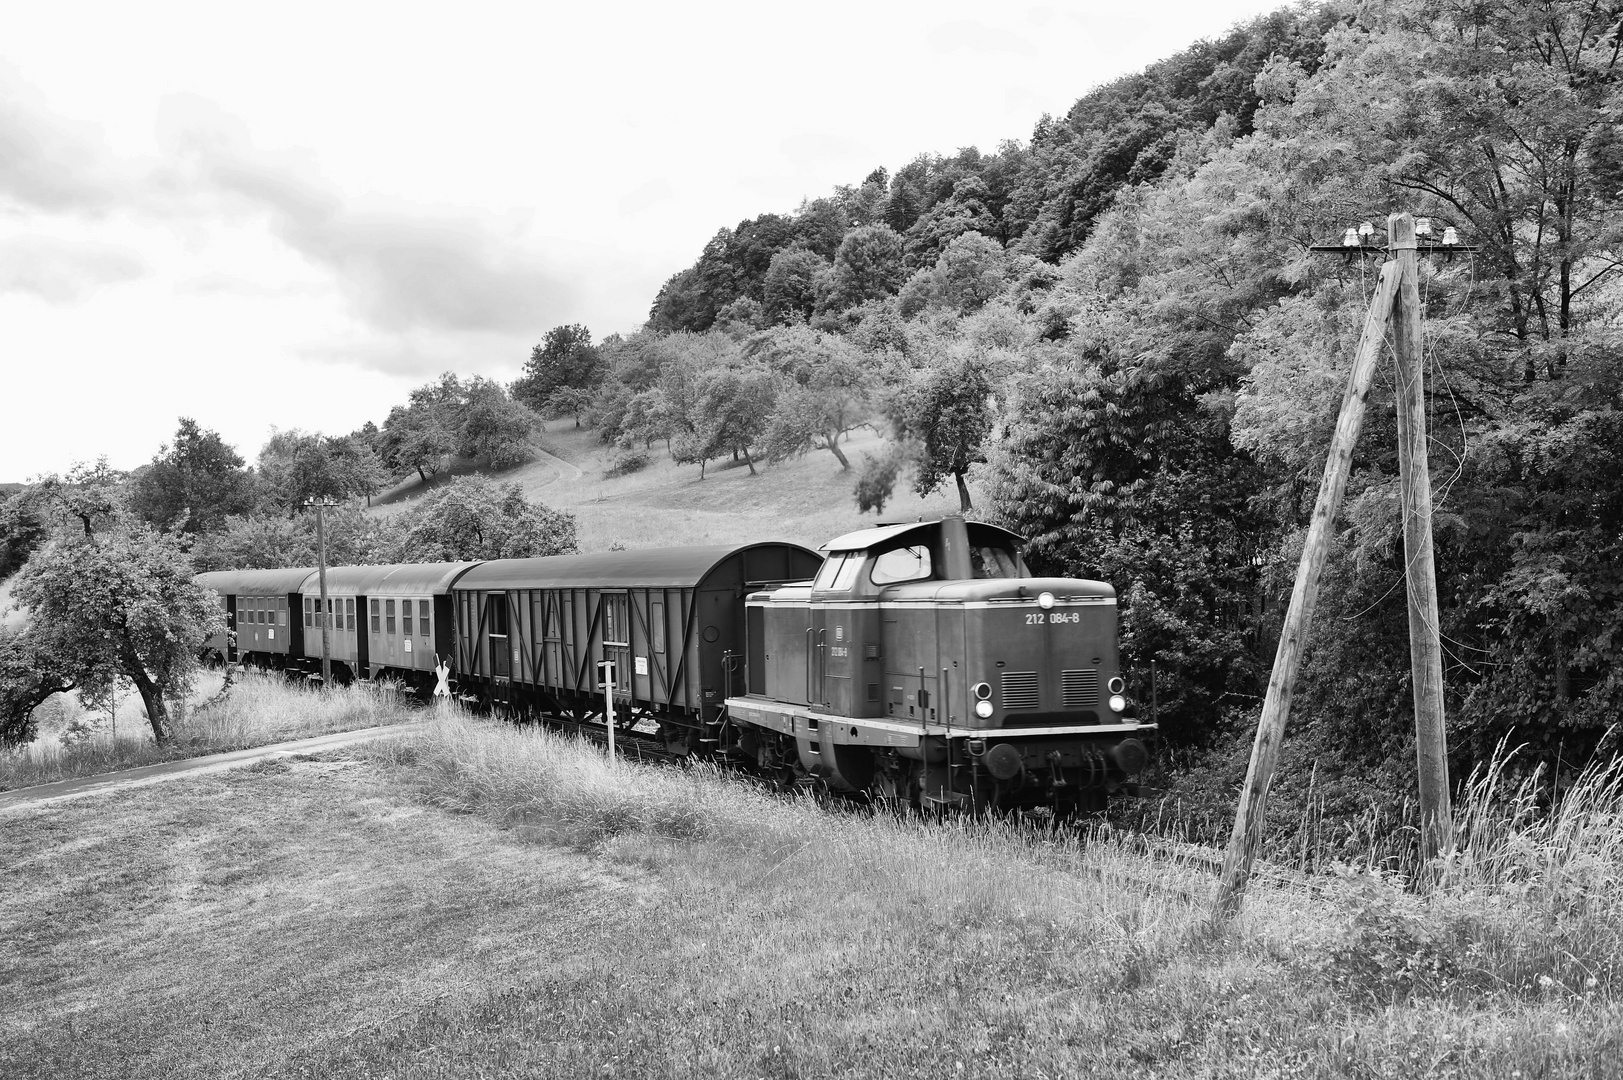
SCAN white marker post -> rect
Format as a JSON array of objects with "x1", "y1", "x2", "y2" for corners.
[{"x1": 598, "y1": 660, "x2": 616, "y2": 766}]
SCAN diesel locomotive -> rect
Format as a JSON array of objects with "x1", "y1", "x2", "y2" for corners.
[{"x1": 197, "y1": 516, "x2": 1152, "y2": 812}]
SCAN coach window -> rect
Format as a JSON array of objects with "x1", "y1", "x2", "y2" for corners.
[
  {"x1": 345, "y1": 598, "x2": 355, "y2": 631},
  {"x1": 279, "y1": 598, "x2": 288, "y2": 626},
  {"x1": 386, "y1": 599, "x2": 396, "y2": 635},
  {"x1": 870, "y1": 545, "x2": 933, "y2": 586},
  {"x1": 418, "y1": 599, "x2": 429, "y2": 635},
  {"x1": 369, "y1": 599, "x2": 379, "y2": 633},
  {"x1": 403, "y1": 601, "x2": 414, "y2": 637}
]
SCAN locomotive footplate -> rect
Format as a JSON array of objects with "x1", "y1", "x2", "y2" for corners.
[{"x1": 724, "y1": 696, "x2": 1153, "y2": 747}]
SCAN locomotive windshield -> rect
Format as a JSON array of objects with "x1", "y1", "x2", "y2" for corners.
[
  {"x1": 870, "y1": 545, "x2": 932, "y2": 585},
  {"x1": 970, "y1": 543, "x2": 1021, "y2": 579}
]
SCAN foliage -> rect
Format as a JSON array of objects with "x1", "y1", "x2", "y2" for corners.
[
  {"x1": 127, "y1": 418, "x2": 258, "y2": 534},
  {"x1": 853, "y1": 448, "x2": 903, "y2": 515},
  {"x1": 753, "y1": 326, "x2": 877, "y2": 470},
  {"x1": 11, "y1": 520, "x2": 224, "y2": 741},
  {"x1": 829, "y1": 224, "x2": 907, "y2": 308},
  {"x1": 0, "y1": 625, "x2": 76, "y2": 748},
  {"x1": 257, "y1": 430, "x2": 387, "y2": 511},
  {"x1": 513, "y1": 324, "x2": 604, "y2": 419},
  {"x1": 382, "y1": 476, "x2": 577, "y2": 562},
  {"x1": 457, "y1": 377, "x2": 540, "y2": 469},
  {"x1": 884, "y1": 353, "x2": 993, "y2": 512},
  {"x1": 0, "y1": 491, "x2": 47, "y2": 580},
  {"x1": 188, "y1": 505, "x2": 383, "y2": 572}
]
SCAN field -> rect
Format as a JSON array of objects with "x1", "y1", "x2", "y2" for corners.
[
  {"x1": 0, "y1": 674, "x2": 411, "y2": 793},
  {"x1": 4, "y1": 682, "x2": 1620, "y2": 1079},
  {"x1": 371, "y1": 420, "x2": 967, "y2": 553}
]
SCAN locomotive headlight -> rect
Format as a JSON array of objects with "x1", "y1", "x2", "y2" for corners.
[
  {"x1": 1107, "y1": 676, "x2": 1125, "y2": 695},
  {"x1": 1037, "y1": 591, "x2": 1055, "y2": 610},
  {"x1": 974, "y1": 699, "x2": 995, "y2": 719},
  {"x1": 972, "y1": 681, "x2": 992, "y2": 700},
  {"x1": 1108, "y1": 694, "x2": 1128, "y2": 713}
]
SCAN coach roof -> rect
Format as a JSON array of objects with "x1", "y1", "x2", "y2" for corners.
[
  {"x1": 454, "y1": 544, "x2": 813, "y2": 591},
  {"x1": 302, "y1": 562, "x2": 482, "y2": 596},
  {"x1": 195, "y1": 568, "x2": 317, "y2": 595}
]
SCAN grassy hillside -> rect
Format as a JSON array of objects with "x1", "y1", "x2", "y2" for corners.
[
  {"x1": 4, "y1": 692, "x2": 1618, "y2": 1078},
  {"x1": 371, "y1": 419, "x2": 966, "y2": 554}
]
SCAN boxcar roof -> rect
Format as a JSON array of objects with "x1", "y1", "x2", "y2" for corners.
[
  {"x1": 195, "y1": 568, "x2": 318, "y2": 594},
  {"x1": 455, "y1": 543, "x2": 819, "y2": 591},
  {"x1": 300, "y1": 562, "x2": 482, "y2": 596},
  {"x1": 822, "y1": 519, "x2": 1026, "y2": 552}
]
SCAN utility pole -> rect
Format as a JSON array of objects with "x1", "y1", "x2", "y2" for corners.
[
  {"x1": 1213, "y1": 260, "x2": 1402, "y2": 923},
  {"x1": 1389, "y1": 213, "x2": 1454, "y2": 864},
  {"x1": 1214, "y1": 213, "x2": 1469, "y2": 923},
  {"x1": 306, "y1": 498, "x2": 336, "y2": 686}
]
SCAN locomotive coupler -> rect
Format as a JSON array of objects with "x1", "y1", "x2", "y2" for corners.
[{"x1": 1046, "y1": 750, "x2": 1068, "y2": 790}]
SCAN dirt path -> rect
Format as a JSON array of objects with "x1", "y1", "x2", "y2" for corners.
[
  {"x1": 0, "y1": 723, "x2": 423, "y2": 813},
  {"x1": 532, "y1": 443, "x2": 583, "y2": 483}
]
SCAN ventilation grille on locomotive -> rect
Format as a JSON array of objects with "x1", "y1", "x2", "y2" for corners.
[
  {"x1": 1000, "y1": 671, "x2": 1040, "y2": 709},
  {"x1": 1062, "y1": 669, "x2": 1100, "y2": 708}
]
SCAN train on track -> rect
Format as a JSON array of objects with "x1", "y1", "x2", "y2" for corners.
[{"x1": 196, "y1": 516, "x2": 1152, "y2": 813}]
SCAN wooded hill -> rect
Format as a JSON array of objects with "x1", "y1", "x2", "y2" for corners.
[{"x1": 506, "y1": 0, "x2": 1623, "y2": 822}]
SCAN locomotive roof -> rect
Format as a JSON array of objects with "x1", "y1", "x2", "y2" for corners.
[
  {"x1": 821, "y1": 519, "x2": 1027, "y2": 552},
  {"x1": 300, "y1": 562, "x2": 482, "y2": 595},
  {"x1": 454, "y1": 543, "x2": 819, "y2": 591},
  {"x1": 195, "y1": 568, "x2": 317, "y2": 595}
]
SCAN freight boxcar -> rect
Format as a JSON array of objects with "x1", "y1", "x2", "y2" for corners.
[{"x1": 451, "y1": 544, "x2": 821, "y2": 749}]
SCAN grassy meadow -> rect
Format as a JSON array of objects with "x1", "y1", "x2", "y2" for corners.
[
  {"x1": 0, "y1": 673, "x2": 409, "y2": 792},
  {"x1": 370, "y1": 419, "x2": 966, "y2": 553},
  {"x1": 3, "y1": 679, "x2": 1620, "y2": 1079}
]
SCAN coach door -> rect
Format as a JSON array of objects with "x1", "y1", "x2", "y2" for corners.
[
  {"x1": 488, "y1": 593, "x2": 512, "y2": 679},
  {"x1": 601, "y1": 592, "x2": 631, "y2": 694}
]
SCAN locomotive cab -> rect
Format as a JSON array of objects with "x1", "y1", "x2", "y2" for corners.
[{"x1": 729, "y1": 516, "x2": 1153, "y2": 812}]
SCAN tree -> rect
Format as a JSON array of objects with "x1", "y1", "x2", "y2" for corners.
[
  {"x1": 12, "y1": 522, "x2": 224, "y2": 741},
  {"x1": 127, "y1": 418, "x2": 258, "y2": 534},
  {"x1": 0, "y1": 490, "x2": 47, "y2": 580},
  {"x1": 829, "y1": 225, "x2": 907, "y2": 309},
  {"x1": 379, "y1": 399, "x2": 457, "y2": 483},
  {"x1": 514, "y1": 324, "x2": 604, "y2": 419},
  {"x1": 189, "y1": 505, "x2": 383, "y2": 571},
  {"x1": 0, "y1": 625, "x2": 77, "y2": 747},
  {"x1": 762, "y1": 248, "x2": 829, "y2": 323},
  {"x1": 886, "y1": 354, "x2": 993, "y2": 511},
  {"x1": 382, "y1": 476, "x2": 578, "y2": 562},
  {"x1": 258, "y1": 430, "x2": 387, "y2": 511},
  {"x1": 679, "y1": 366, "x2": 776, "y2": 478},
  {"x1": 755, "y1": 326, "x2": 876, "y2": 470},
  {"x1": 457, "y1": 377, "x2": 540, "y2": 469}
]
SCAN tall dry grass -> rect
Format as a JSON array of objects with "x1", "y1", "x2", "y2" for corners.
[{"x1": 0, "y1": 672, "x2": 413, "y2": 791}]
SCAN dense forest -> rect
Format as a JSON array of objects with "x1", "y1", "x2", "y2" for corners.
[{"x1": 5, "y1": 0, "x2": 1621, "y2": 832}]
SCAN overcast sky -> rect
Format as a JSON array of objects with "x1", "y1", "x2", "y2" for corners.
[{"x1": 2, "y1": 0, "x2": 1289, "y2": 480}]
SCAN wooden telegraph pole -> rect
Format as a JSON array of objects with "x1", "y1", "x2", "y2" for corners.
[
  {"x1": 1389, "y1": 214, "x2": 1454, "y2": 863},
  {"x1": 1213, "y1": 213, "x2": 1457, "y2": 923},
  {"x1": 306, "y1": 498, "x2": 336, "y2": 686}
]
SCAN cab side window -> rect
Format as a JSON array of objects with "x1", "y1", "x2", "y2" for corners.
[
  {"x1": 870, "y1": 545, "x2": 932, "y2": 585},
  {"x1": 812, "y1": 554, "x2": 848, "y2": 591}
]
